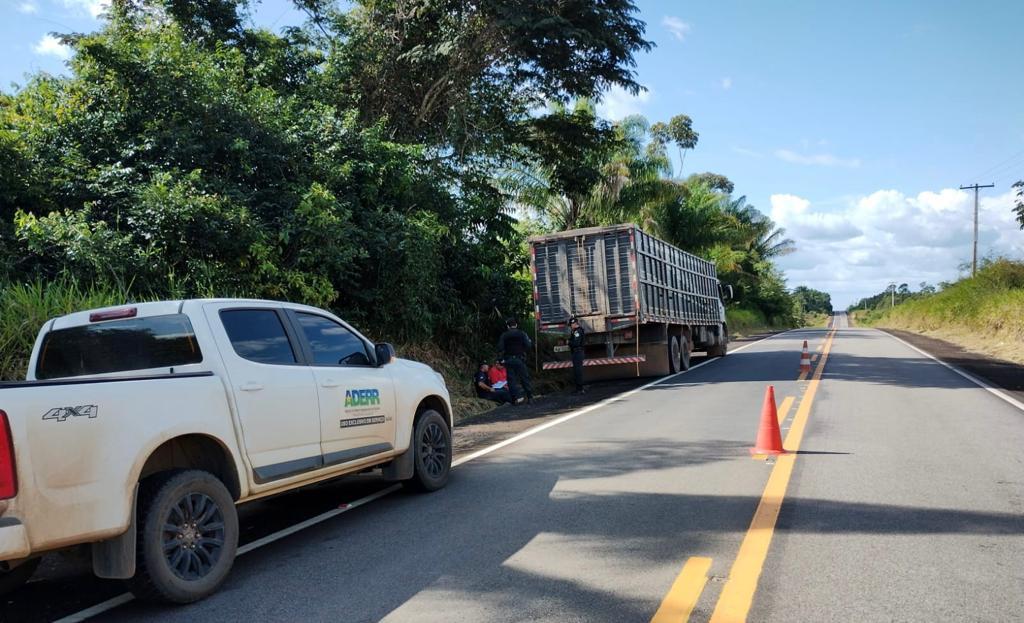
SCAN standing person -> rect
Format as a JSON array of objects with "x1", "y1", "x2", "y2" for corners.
[
  {"x1": 497, "y1": 318, "x2": 533, "y2": 403},
  {"x1": 473, "y1": 363, "x2": 511, "y2": 404},
  {"x1": 568, "y1": 317, "x2": 586, "y2": 394}
]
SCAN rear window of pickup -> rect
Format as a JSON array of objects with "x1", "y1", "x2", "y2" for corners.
[{"x1": 36, "y1": 314, "x2": 203, "y2": 380}]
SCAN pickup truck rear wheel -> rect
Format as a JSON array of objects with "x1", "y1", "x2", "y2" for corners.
[
  {"x1": 129, "y1": 470, "x2": 238, "y2": 604},
  {"x1": 404, "y1": 410, "x2": 451, "y2": 492},
  {"x1": 0, "y1": 557, "x2": 40, "y2": 596}
]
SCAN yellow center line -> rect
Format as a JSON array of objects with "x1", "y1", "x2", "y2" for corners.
[
  {"x1": 796, "y1": 370, "x2": 808, "y2": 381},
  {"x1": 650, "y1": 556, "x2": 713, "y2": 623},
  {"x1": 708, "y1": 328, "x2": 837, "y2": 623},
  {"x1": 776, "y1": 396, "x2": 794, "y2": 425}
]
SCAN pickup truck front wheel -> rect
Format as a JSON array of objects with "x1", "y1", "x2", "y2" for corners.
[
  {"x1": 404, "y1": 410, "x2": 452, "y2": 492},
  {"x1": 129, "y1": 470, "x2": 239, "y2": 603}
]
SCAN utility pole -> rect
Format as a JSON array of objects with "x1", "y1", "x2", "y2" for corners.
[
  {"x1": 959, "y1": 183, "x2": 994, "y2": 276},
  {"x1": 888, "y1": 282, "x2": 896, "y2": 308}
]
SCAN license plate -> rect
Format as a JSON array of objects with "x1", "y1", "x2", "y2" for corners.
[{"x1": 553, "y1": 345, "x2": 570, "y2": 353}]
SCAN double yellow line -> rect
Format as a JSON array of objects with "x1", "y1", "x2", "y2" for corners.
[{"x1": 651, "y1": 328, "x2": 838, "y2": 623}]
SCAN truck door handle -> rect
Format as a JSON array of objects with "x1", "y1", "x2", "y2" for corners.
[
  {"x1": 321, "y1": 379, "x2": 340, "y2": 388},
  {"x1": 239, "y1": 382, "x2": 264, "y2": 392}
]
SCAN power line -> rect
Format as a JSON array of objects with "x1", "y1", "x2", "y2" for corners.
[{"x1": 959, "y1": 183, "x2": 995, "y2": 276}]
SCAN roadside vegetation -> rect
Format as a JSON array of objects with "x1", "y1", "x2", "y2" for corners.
[
  {"x1": 849, "y1": 258, "x2": 1024, "y2": 365},
  {"x1": 2, "y1": 1, "x2": 811, "y2": 390}
]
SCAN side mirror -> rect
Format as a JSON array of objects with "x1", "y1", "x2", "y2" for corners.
[
  {"x1": 374, "y1": 343, "x2": 396, "y2": 366},
  {"x1": 721, "y1": 284, "x2": 734, "y2": 301}
]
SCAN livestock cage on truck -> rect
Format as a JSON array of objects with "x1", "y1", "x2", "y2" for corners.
[{"x1": 529, "y1": 224, "x2": 731, "y2": 378}]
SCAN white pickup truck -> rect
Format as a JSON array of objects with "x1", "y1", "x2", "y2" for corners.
[{"x1": 0, "y1": 299, "x2": 453, "y2": 603}]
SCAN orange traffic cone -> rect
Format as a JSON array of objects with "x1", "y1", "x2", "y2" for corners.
[
  {"x1": 799, "y1": 340, "x2": 812, "y2": 373},
  {"x1": 750, "y1": 385, "x2": 787, "y2": 455}
]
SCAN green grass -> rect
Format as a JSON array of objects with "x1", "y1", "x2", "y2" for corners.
[
  {"x1": 0, "y1": 279, "x2": 130, "y2": 381},
  {"x1": 727, "y1": 306, "x2": 793, "y2": 337},
  {"x1": 859, "y1": 259, "x2": 1024, "y2": 364}
]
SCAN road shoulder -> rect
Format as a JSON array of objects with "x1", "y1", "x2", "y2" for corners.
[{"x1": 880, "y1": 328, "x2": 1024, "y2": 404}]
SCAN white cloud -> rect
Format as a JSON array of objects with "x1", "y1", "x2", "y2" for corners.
[
  {"x1": 662, "y1": 16, "x2": 691, "y2": 42},
  {"x1": 60, "y1": 0, "x2": 109, "y2": 18},
  {"x1": 596, "y1": 85, "x2": 651, "y2": 121},
  {"x1": 17, "y1": 1, "x2": 38, "y2": 14},
  {"x1": 732, "y1": 146, "x2": 764, "y2": 159},
  {"x1": 33, "y1": 34, "x2": 71, "y2": 60},
  {"x1": 720, "y1": 77, "x2": 732, "y2": 90},
  {"x1": 772, "y1": 188, "x2": 1024, "y2": 307},
  {"x1": 775, "y1": 149, "x2": 861, "y2": 168}
]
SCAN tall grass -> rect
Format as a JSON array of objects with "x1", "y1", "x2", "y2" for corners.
[
  {"x1": 868, "y1": 259, "x2": 1024, "y2": 363},
  {"x1": 0, "y1": 279, "x2": 129, "y2": 381},
  {"x1": 726, "y1": 306, "x2": 796, "y2": 336}
]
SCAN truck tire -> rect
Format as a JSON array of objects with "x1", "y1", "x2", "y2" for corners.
[
  {"x1": 128, "y1": 470, "x2": 238, "y2": 604},
  {"x1": 403, "y1": 410, "x2": 452, "y2": 493},
  {"x1": 708, "y1": 329, "x2": 729, "y2": 358},
  {"x1": 0, "y1": 557, "x2": 40, "y2": 596},
  {"x1": 680, "y1": 336, "x2": 692, "y2": 370},
  {"x1": 668, "y1": 336, "x2": 681, "y2": 374}
]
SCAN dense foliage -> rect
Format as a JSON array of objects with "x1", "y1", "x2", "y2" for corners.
[
  {"x1": 792, "y1": 286, "x2": 832, "y2": 315},
  {"x1": 0, "y1": 0, "x2": 651, "y2": 346},
  {"x1": 1, "y1": 0, "x2": 811, "y2": 378}
]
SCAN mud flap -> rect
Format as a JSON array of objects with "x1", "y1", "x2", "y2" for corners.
[
  {"x1": 92, "y1": 484, "x2": 137, "y2": 579},
  {"x1": 381, "y1": 441, "x2": 414, "y2": 481}
]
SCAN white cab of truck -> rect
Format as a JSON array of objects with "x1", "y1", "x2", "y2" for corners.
[{"x1": 0, "y1": 299, "x2": 453, "y2": 602}]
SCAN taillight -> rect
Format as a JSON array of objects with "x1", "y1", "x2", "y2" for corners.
[
  {"x1": 89, "y1": 307, "x2": 137, "y2": 322},
  {"x1": 0, "y1": 411, "x2": 17, "y2": 500}
]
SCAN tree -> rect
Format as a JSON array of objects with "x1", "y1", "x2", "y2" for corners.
[
  {"x1": 650, "y1": 114, "x2": 698, "y2": 176},
  {"x1": 686, "y1": 172, "x2": 734, "y2": 194},
  {"x1": 1014, "y1": 180, "x2": 1023, "y2": 229},
  {"x1": 792, "y1": 286, "x2": 832, "y2": 314}
]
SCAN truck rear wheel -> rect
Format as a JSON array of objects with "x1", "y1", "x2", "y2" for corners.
[
  {"x1": 680, "y1": 336, "x2": 692, "y2": 370},
  {"x1": 668, "y1": 336, "x2": 682, "y2": 374},
  {"x1": 0, "y1": 557, "x2": 40, "y2": 596},
  {"x1": 129, "y1": 470, "x2": 238, "y2": 604},
  {"x1": 708, "y1": 329, "x2": 729, "y2": 358},
  {"x1": 403, "y1": 410, "x2": 451, "y2": 493}
]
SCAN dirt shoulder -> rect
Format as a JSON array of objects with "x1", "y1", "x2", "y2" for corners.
[{"x1": 881, "y1": 329, "x2": 1024, "y2": 404}]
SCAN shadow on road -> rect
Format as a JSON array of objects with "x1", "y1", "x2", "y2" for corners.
[{"x1": 102, "y1": 433, "x2": 1024, "y2": 623}]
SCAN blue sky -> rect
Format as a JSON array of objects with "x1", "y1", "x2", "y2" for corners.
[{"x1": 3, "y1": 0, "x2": 1023, "y2": 306}]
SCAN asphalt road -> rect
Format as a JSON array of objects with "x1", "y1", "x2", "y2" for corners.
[{"x1": 9, "y1": 317, "x2": 1024, "y2": 622}]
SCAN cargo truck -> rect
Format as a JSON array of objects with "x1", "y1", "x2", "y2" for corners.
[{"x1": 529, "y1": 224, "x2": 732, "y2": 378}]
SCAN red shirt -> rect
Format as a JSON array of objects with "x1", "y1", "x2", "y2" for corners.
[{"x1": 488, "y1": 366, "x2": 507, "y2": 385}]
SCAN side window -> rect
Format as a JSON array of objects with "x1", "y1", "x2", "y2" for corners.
[
  {"x1": 220, "y1": 309, "x2": 297, "y2": 365},
  {"x1": 295, "y1": 313, "x2": 371, "y2": 366}
]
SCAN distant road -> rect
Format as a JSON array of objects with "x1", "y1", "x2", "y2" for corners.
[
  {"x1": 831, "y1": 310, "x2": 849, "y2": 328},
  {"x1": 9, "y1": 325, "x2": 1024, "y2": 622}
]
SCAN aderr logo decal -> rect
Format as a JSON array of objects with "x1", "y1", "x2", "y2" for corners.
[{"x1": 344, "y1": 389, "x2": 381, "y2": 408}]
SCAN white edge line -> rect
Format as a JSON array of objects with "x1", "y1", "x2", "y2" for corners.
[
  {"x1": 54, "y1": 329, "x2": 796, "y2": 623},
  {"x1": 51, "y1": 594, "x2": 134, "y2": 623},
  {"x1": 881, "y1": 330, "x2": 1024, "y2": 413}
]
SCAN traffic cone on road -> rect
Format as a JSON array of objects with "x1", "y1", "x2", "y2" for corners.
[
  {"x1": 799, "y1": 340, "x2": 812, "y2": 373},
  {"x1": 750, "y1": 385, "x2": 786, "y2": 455}
]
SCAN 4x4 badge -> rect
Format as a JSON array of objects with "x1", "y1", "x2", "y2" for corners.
[{"x1": 42, "y1": 405, "x2": 98, "y2": 422}]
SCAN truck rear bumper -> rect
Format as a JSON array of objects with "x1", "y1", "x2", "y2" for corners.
[
  {"x1": 543, "y1": 355, "x2": 646, "y2": 370},
  {"x1": 0, "y1": 518, "x2": 31, "y2": 560}
]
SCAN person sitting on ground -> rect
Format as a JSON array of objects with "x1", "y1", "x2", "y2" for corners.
[
  {"x1": 488, "y1": 359, "x2": 509, "y2": 391},
  {"x1": 474, "y1": 362, "x2": 512, "y2": 404}
]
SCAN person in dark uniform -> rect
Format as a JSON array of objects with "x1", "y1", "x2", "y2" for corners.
[
  {"x1": 568, "y1": 316, "x2": 586, "y2": 394},
  {"x1": 497, "y1": 318, "x2": 533, "y2": 403}
]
